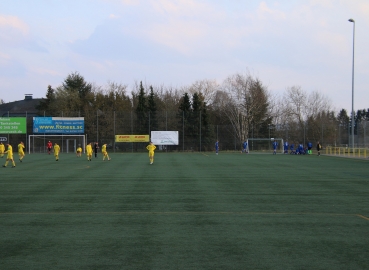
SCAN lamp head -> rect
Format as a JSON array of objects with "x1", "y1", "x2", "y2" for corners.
[{"x1": 348, "y1": 18, "x2": 355, "y2": 23}]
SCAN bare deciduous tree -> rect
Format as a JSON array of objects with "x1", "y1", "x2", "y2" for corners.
[
  {"x1": 187, "y1": 79, "x2": 218, "y2": 106},
  {"x1": 219, "y1": 73, "x2": 270, "y2": 142},
  {"x1": 278, "y1": 86, "x2": 334, "y2": 144}
]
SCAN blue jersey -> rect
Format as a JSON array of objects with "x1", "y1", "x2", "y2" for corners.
[
  {"x1": 272, "y1": 141, "x2": 278, "y2": 150},
  {"x1": 290, "y1": 144, "x2": 294, "y2": 150},
  {"x1": 307, "y1": 142, "x2": 312, "y2": 148},
  {"x1": 284, "y1": 142, "x2": 289, "y2": 150},
  {"x1": 215, "y1": 142, "x2": 219, "y2": 150},
  {"x1": 243, "y1": 141, "x2": 247, "y2": 149}
]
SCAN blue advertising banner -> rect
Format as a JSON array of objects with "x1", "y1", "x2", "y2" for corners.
[{"x1": 33, "y1": 117, "x2": 84, "y2": 134}]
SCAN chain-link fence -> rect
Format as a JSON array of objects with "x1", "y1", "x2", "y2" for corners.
[
  {"x1": 1, "y1": 110, "x2": 368, "y2": 153},
  {"x1": 1, "y1": 110, "x2": 241, "y2": 153}
]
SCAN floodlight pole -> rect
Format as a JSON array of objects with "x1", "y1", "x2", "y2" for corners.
[{"x1": 348, "y1": 18, "x2": 355, "y2": 148}]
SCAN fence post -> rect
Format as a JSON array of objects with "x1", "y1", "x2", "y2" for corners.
[
  {"x1": 199, "y1": 111, "x2": 201, "y2": 152},
  {"x1": 25, "y1": 111, "x2": 27, "y2": 151},
  {"x1": 322, "y1": 124, "x2": 324, "y2": 146},
  {"x1": 113, "y1": 111, "x2": 116, "y2": 153},
  {"x1": 62, "y1": 111, "x2": 64, "y2": 153}
]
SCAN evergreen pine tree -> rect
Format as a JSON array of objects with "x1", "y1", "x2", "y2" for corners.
[
  {"x1": 135, "y1": 81, "x2": 148, "y2": 134},
  {"x1": 147, "y1": 86, "x2": 158, "y2": 132},
  {"x1": 36, "y1": 85, "x2": 56, "y2": 115},
  {"x1": 63, "y1": 72, "x2": 92, "y2": 100},
  {"x1": 178, "y1": 93, "x2": 192, "y2": 149},
  {"x1": 191, "y1": 92, "x2": 202, "y2": 144}
]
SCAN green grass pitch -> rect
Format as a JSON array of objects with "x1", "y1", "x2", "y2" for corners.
[{"x1": 1, "y1": 152, "x2": 369, "y2": 269}]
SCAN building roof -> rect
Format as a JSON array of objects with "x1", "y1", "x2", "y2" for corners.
[{"x1": 0, "y1": 98, "x2": 42, "y2": 117}]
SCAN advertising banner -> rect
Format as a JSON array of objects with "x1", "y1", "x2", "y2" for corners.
[
  {"x1": 151, "y1": 131, "x2": 179, "y2": 145},
  {"x1": 0, "y1": 117, "x2": 27, "y2": 134},
  {"x1": 33, "y1": 117, "x2": 84, "y2": 134},
  {"x1": 115, "y1": 135, "x2": 150, "y2": 142}
]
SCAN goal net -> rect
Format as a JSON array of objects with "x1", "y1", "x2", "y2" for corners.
[
  {"x1": 247, "y1": 138, "x2": 284, "y2": 153},
  {"x1": 28, "y1": 135, "x2": 86, "y2": 154}
]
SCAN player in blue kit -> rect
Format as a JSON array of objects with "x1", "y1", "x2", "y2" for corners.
[
  {"x1": 242, "y1": 140, "x2": 248, "y2": 154},
  {"x1": 272, "y1": 140, "x2": 278, "y2": 155},
  {"x1": 215, "y1": 140, "x2": 219, "y2": 155},
  {"x1": 298, "y1": 144, "x2": 305, "y2": 155},
  {"x1": 283, "y1": 141, "x2": 289, "y2": 154},
  {"x1": 290, "y1": 143, "x2": 295, "y2": 154}
]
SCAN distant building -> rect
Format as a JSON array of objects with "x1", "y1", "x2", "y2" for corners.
[{"x1": 0, "y1": 94, "x2": 42, "y2": 117}]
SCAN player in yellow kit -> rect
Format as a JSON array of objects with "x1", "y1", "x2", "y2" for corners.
[
  {"x1": 54, "y1": 143, "x2": 60, "y2": 161},
  {"x1": 76, "y1": 145, "x2": 82, "y2": 157},
  {"x1": 18, "y1": 141, "x2": 25, "y2": 162},
  {"x1": 146, "y1": 141, "x2": 156, "y2": 164},
  {"x1": 86, "y1": 143, "x2": 92, "y2": 161},
  {"x1": 102, "y1": 143, "x2": 111, "y2": 161},
  {"x1": 0, "y1": 142, "x2": 5, "y2": 158},
  {"x1": 3, "y1": 143, "x2": 16, "y2": 168}
]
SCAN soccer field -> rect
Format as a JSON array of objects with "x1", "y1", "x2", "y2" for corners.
[{"x1": 1, "y1": 152, "x2": 369, "y2": 269}]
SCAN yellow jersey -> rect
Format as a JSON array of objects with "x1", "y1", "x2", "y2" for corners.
[
  {"x1": 18, "y1": 143, "x2": 25, "y2": 152},
  {"x1": 77, "y1": 147, "x2": 82, "y2": 153},
  {"x1": 5, "y1": 145, "x2": 13, "y2": 157},
  {"x1": 86, "y1": 144, "x2": 92, "y2": 154},
  {"x1": 0, "y1": 143, "x2": 5, "y2": 152},
  {"x1": 102, "y1": 144, "x2": 107, "y2": 152},
  {"x1": 54, "y1": 144, "x2": 60, "y2": 153},
  {"x1": 146, "y1": 144, "x2": 156, "y2": 152}
]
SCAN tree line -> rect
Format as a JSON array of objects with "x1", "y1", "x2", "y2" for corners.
[{"x1": 33, "y1": 72, "x2": 368, "y2": 150}]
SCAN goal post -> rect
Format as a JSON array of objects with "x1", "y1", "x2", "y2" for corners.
[
  {"x1": 28, "y1": 134, "x2": 86, "y2": 154},
  {"x1": 246, "y1": 138, "x2": 284, "y2": 153}
]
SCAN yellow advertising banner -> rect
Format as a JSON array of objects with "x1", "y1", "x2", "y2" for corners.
[{"x1": 115, "y1": 135, "x2": 150, "y2": 142}]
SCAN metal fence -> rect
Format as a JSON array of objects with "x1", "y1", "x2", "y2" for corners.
[
  {"x1": 1, "y1": 110, "x2": 239, "y2": 153},
  {"x1": 1, "y1": 110, "x2": 368, "y2": 153}
]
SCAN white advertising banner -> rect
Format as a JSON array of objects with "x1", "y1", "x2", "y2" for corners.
[{"x1": 151, "y1": 131, "x2": 179, "y2": 145}]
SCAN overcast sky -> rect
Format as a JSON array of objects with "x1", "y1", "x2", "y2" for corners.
[{"x1": 1, "y1": 0, "x2": 368, "y2": 112}]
